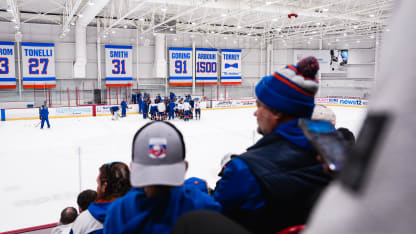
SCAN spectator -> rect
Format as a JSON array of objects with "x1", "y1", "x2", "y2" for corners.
[
  {"x1": 77, "y1": 189, "x2": 97, "y2": 213},
  {"x1": 51, "y1": 207, "x2": 78, "y2": 234},
  {"x1": 337, "y1": 127, "x2": 355, "y2": 148},
  {"x1": 311, "y1": 104, "x2": 336, "y2": 126},
  {"x1": 217, "y1": 153, "x2": 237, "y2": 177},
  {"x1": 213, "y1": 56, "x2": 331, "y2": 233},
  {"x1": 104, "y1": 121, "x2": 221, "y2": 234},
  {"x1": 184, "y1": 177, "x2": 209, "y2": 193},
  {"x1": 70, "y1": 162, "x2": 131, "y2": 234}
]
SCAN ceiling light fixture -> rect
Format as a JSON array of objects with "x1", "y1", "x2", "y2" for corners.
[
  {"x1": 87, "y1": 1, "x2": 95, "y2": 6},
  {"x1": 161, "y1": 7, "x2": 167, "y2": 12},
  {"x1": 123, "y1": 25, "x2": 128, "y2": 29}
]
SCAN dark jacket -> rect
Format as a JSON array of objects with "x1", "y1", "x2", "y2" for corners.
[{"x1": 214, "y1": 119, "x2": 331, "y2": 233}]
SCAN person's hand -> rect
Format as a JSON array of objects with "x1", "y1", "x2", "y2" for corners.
[{"x1": 316, "y1": 155, "x2": 335, "y2": 177}]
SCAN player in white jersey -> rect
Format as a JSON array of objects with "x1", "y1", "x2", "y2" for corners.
[
  {"x1": 178, "y1": 100, "x2": 184, "y2": 119},
  {"x1": 157, "y1": 101, "x2": 166, "y2": 120},
  {"x1": 194, "y1": 100, "x2": 201, "y2": 120},
  {"x1": 183, "y1": 100, "x2": 191, "y2": 121}
]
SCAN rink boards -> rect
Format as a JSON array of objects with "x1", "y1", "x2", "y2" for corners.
[{"x1": 0, "y1": 97, "x2": 367, "y2": 121}]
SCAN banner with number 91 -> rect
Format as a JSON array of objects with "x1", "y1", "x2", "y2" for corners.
[
  {"x1": 22, "y1": 42, "x2": 56, "y2": 88},
  {"x1": 169, "y1": 47, "x2": 193, "y2": 86}
]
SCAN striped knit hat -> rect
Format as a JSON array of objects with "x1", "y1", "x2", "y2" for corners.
[{"x1": 255, "y1": 56, "x2": 319, "y2": 118}]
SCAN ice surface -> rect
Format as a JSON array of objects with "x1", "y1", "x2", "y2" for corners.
[{"x1": 0, "y1": 106, "x2": 366, "y2": 232}]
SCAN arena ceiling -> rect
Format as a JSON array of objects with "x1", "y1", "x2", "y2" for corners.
[{"x1": 0, "y1": 0, "x2": 394, "y2": 47}]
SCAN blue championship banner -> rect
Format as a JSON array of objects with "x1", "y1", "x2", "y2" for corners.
[
  {"x1": 0, "y1": 42, "x2": 16, "y2": 89},
  {"x1": 221, "y1": 49, "x2": 242, "y2": 85},
  {"x1": 169, "y1": 47, "x2": 193, "y2": 86},
  {"x1": 195, "y1": 48, "x2": 218, "y2": 85},
  {"x1": 105, "y1": 45, "x2": 133, "y2": 87},
  {"x1": 22, "y1": 42, "x2": 56, "y2": 88}
]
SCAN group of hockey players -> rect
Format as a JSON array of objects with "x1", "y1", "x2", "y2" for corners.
[{"x1": 134, "y1": 92, "x2": 201, "y2": 121}]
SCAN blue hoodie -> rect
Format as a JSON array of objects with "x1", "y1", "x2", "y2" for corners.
[{"x1": 104, "y1": 187, "x2": 221, "y2": 234}]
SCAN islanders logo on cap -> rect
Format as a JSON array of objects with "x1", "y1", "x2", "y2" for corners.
[{"x1": 148, "y1": 137, "x2": 167, "y2": 159}]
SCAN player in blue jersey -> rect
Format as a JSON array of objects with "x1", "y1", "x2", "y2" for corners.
[
  {"x1": 120, "y1": 99, "x2": 127, "y2": 117},
  {"x1": 168, "y1": 99, "x2": 176, "y2": 120},
  {"x1": 142, "y1": 98, "x2": 149, "y2": 119},
  {"x1": 138, "y1": 92, "x2": 143, "y2": 113},
  {"x1": 110, "y1": 106, "x2": 120, "y2": 120},
  {"x1": 39, "y1": 105, "x2": 50, "y2": 129}
]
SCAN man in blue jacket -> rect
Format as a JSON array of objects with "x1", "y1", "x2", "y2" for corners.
[
  {"x1": 213, "y1": 57, "x2": 331, "y2": 233},
  {"x1": 104, "y1": 121, "x2": 221, "y2": 234},
  {"x1": 120, "y1": 99, "x2": 127, "y2": 117},
  {"x1": 39, "y1": 105, "x2": 50, "y2": 129}
]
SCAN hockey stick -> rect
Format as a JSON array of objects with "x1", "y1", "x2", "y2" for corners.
[{"x1": 35, "y1": 120, "x2": 41, "y2": 127}]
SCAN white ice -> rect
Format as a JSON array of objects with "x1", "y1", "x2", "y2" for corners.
[{"x1": 0, "y1": 106, "x2": 366, "y2": 232}]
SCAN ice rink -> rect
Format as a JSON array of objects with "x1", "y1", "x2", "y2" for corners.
[{"x1": 0, "y1": 106, "x2": 367, "y2": 232}]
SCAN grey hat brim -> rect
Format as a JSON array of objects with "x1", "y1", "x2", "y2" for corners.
[{"x1": 130, "y1": 161, "x2": 186, "y2": 187}]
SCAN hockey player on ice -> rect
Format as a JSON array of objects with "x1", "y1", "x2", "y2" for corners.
[
  {"x1": 110, "y1": 106, "x2": 120, "y2": 120},
  {"x1": 120, "y1": 99, "x2": 128, "y2": 117},
  {"x1": 178, "y1": 99, "x2": 184, "y2": 119},
  {"x1": 194, "y1": 99, "x2": 201, "y2": 120},
  {"x1": 157, "y1": 100, "x2": 166, "y2": 120},
  {"x1": 149, "y1": 102, "x2": 158, "y2": 120},
  {"x1": 39, "y1": 105, "x2": 50, "y2": 129},
  {"x1": 168, "y1": 99, "x2": 175, "y2": 120},
  {"x1": 183, "y1": 100, "x2": 191, "y2": 121}
]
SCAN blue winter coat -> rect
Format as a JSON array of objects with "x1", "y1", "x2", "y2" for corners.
[
  {"x1": 214, "y1": 119, "x2": 331, "y2": 233},
  {"x1": 104, "y1": 187, "x2": 221, "y2": 234}
]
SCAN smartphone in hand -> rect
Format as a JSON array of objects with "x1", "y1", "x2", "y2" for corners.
[{"x1": 298, "y1": 119, "x2": 346, "y2": 172}]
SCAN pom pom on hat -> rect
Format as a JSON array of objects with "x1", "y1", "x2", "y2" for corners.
[{"x1": 255, "y1": 56, "x2": 319, "y2": 118}]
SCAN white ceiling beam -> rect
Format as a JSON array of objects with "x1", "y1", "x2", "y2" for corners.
[
  {"x1": 141, "y1": 3, "x2": 206, "y2": 34},
  {"x1": 101, "y1": 0, "x2": 148, "y2": 36},
  {"x1": 61, "y1": 0, "x2": 83, "y2": 34},
  {"x1": 7, "y1": 0, "x2": 20, "y2": 26}
]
